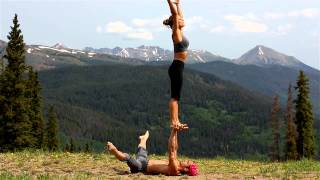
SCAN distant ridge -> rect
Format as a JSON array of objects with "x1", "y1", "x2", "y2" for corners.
[
  {"x1": 0, "y1": 39, "x2": 319, "y2": 72},
  {"x1": 234, "y1": 45, "x2": 318, "y2": 73},
  {"x1": 84, "y1": 45, "x2": 229, "y2": 64}
]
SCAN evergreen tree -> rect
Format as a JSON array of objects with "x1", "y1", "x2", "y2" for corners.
[
  {"x1": 270, "y1": 95, "x2": 281, "y2": 161},
  {"x1": 85, "y1": 143, "x2": 91, "y2": 153},
  {"x1": 295, "y1": 70, "x2": 316, "y2": 159},
  {"x1": 64, "y1": 144, "x2": 70, "y2": 152},
  {"x1": 285, "y1": 83, "x2": 298, "y2": 160},
  {"x1": 26, "y1": 67, "x2": 45, "y2": 148},
  {"x1": 46, "y1": 106, "x2": 59, "y2": 151},
  {"x1": 69, "y1": 138, "x2": 75, "y2": 153},
  {"x1": 0, "y1": 56, "x2": 4, "y2": 73},
  {"x1": 0, "y1": 14, "x2": 34, "y2": 152}
]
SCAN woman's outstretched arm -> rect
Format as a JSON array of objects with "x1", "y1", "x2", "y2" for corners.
[
  {"x1": 175, "y1": 0, "x2": 183, "y2": 18},
  {"x1": 167, "y1": 0, "x2": 178, "y2": 16}
]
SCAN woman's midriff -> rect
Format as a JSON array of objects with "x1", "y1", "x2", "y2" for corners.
[{"x1": 174, "y1": 52, "x2": 188, "y2": 62}]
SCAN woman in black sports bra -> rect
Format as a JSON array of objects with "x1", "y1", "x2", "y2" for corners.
[{"x1": 163, "y1": 0, "x2": 189, "y2": 131}]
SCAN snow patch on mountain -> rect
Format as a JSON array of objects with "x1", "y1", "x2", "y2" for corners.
[
  {"x1": 258, "y1": 46, "x2": 264, "y2": 56},
  {"x1": 27, "y1": 48, "x2": 32, "y2": 54},
  {"x1": 38, "y1": 46, "x2": 72, "y2": 53}
]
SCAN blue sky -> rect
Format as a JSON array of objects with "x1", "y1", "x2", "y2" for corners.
[{"x1": 1, "y1": 0, "x2": 319, "y2": 69}]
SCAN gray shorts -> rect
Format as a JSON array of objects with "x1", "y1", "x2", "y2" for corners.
[{"x1": 124, "y1": 147, "x2": 148, "y2": 173}]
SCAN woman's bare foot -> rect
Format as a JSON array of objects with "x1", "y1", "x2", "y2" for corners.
[
  {"x1": 139, "y1": 130, "x2": 149, "y2": 141},
  {"x1": 106, "y1": 142, "x2": 117, "y2": 152}
]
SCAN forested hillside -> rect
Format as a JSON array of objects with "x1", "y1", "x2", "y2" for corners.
[
  {"x1": 38, "y1": 64, "x2": 279, "y2": 158},
  {"x1": 189, "y1": 61, "x2": 320, "y2": 115}
]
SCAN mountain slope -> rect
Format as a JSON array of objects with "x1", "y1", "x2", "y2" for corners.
[
  {"x1": 39, "y1": 64, "x2": 275, "y2": 157},
  {"x1": 189, "y1": 61, "x2": 320, "y2": 115},
  {"x1": 234, "y1": 45, "x2": 319, "y2": 74}
]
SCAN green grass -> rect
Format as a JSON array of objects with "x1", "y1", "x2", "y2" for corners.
[{"x1": 0, "y1": 150, "x2": 319, "y2": 179}]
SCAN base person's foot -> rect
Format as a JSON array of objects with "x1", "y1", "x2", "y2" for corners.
[
  {"x1": 139, "y1": 130, "x2": 149, "y2": 141},
  {"x1": 106, "y1": 142, "x2": 116, "y2": 152}
]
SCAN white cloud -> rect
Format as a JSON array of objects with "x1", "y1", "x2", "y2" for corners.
[
  {"x1": 301, "y1": 8, "x2": 320, "y2": 18},
  {"x1": 99, "y1": 21, "x2": 154, "y2": 40},
  {"x1": 264, "y1": 12, "x2": 286, "y2": 20},
  {"x1": 210, "y1": 25, "x2": 226, "y2": 33},
  {"x1": 127, "y1": 30, "x2": 153, "y2": 40},
  {"x1": 272, "y1": 24, "x2": 294, "y2": 36},
  {"x1": 265, "y1": 8, "x2": 320, "y2": 19},
  {"x1": 106, "y1": 21, "x2": 132, "y2": 33},
  {"x1": 287, "y1": 9, "x2": 320, "y2": 18},
  {"x1": 132, "y1": 18, "x2": 163, "y2": 28},
  {"x1": 186, "y1": 16, "x2": 205, "y2": 24},
  {"x1": 225, "y1": 15, "x2": 268, "y2": 33}
]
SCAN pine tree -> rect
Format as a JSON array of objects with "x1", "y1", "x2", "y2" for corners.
[
  {"x1": 295, "y1": 70, "x2": 316, "y2": 159},
  {"x1": 270, "y1": 95, "x2": 281, "y2": 161},
  {"x1": 0, "y1": 14, "x2": 34, "y2": 152},
  {"x1": 85, "y1": 143, "x2": 91, "y2": 153},
  {"x1": 69, "y1": 138, "x2": 75, "y2": 153},
  {"x1": 64, "y1": 144, "x2": 70, "y2": 152},
  {"x1": 285, "y1": 83, "x2": 298, "y2": 160},
  {"x1": 0, "y1": 56, "x2": 4, "y2": 73},
  {"x1": 26, "y1": 67, "x2": 45, "y2": 148},
  {"x1": 46, "y1": 106, "x2": 59, "y2": 151}
]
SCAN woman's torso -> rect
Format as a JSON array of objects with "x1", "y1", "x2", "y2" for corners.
[{"x1": 173, "y1": 33, "x2": 189, "y2": 62}]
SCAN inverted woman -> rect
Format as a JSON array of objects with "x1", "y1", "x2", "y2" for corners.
[{"x1": 163, "y1": 0, "x2": 189, "y2": 130}]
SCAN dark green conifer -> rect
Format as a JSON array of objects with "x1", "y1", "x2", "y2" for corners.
[
  {"x1": 0, "y1": 14, "x2": 33, "y2": 152},
  {"x1": 46, "y1": 106, "x2": 59, "y2": 151},
  {"x1": 285, "y1": 83, "x2": 298, "y2": 160},
  {"x1": 295, "y1": 71, "x2": 316, "y2": 159},
  {"x1": 69, "y1": 138, "x2": 75, "y2": 153},
  {"x1": 270, "y1": 95, "x2": 281, "y2": 161},
  {"x1": 64, "y1": 144, "x2": 70, "y2": 152},
  {"x1": 85, "y1": 143, "x2": 91, "y2": 153},
  {"x1": 26, "y1": 67, "x2": 45, "y2": 148}
]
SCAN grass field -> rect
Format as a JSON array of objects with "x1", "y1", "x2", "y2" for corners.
[{"x1": 0, "y1": 151, "x2": 319, "y2": 179}]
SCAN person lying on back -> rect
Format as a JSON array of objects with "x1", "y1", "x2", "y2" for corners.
[{"x1": 106, "y1": 130, "x2": 198, "y2": 176}]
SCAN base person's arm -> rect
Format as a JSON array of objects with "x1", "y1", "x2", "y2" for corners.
[{"x1": 168, "y1": 128, "x2": 180, "y2": 175}]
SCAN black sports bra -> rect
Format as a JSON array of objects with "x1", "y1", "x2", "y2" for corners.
[{"x1": 173, "y1": 35, "x2": 189, "y2": 53}]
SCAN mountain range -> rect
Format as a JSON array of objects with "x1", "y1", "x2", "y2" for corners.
[
  {"x1": 0, "y1": 39, "x2": 319, "y2": 114},
  {"x1": 1, "y1": 39, "x2": 318, "y2": 73}
]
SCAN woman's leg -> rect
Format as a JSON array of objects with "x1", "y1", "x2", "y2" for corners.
[
  {"x1": 169, "y1": 99, "x2": 188, "y2": 130},
  {"x1": 106, "y1": 142, "x2": 128, "y2": 161},
  {"x1": 168, "y1": 60, "x2": 188, "y2": 130}
]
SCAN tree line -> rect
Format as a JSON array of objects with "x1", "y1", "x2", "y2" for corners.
[{"x1": 270, "y1": 71, "x2": 317, "y2": 161}]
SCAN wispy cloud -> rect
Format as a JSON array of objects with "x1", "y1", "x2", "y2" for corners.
[
  {"x1": 97, "y1": 21, "x2": 154, "y2": 41},
  {"x1": 210, "y1": 25, "x2": 226, "y2": 33},
  {"x1": 106, "y1": 21, "x2": 132, "y2": 33},
  {"x1": 264, "y1": 8, "x2": 320, "y2": 19},
  {"x1": 271, "y1": 24, "x2": 294, "y2": 36},
  {"x1": 224, "y1": 15, "x2": 268, "y2": 33}
]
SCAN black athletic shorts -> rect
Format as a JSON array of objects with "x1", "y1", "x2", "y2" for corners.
[
  {"x1": 168, "y1": 60, "x2": 185, "y2": 101},
  {"x1": 123, "y1": 147, "x2": 148, "y2": 173}
]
